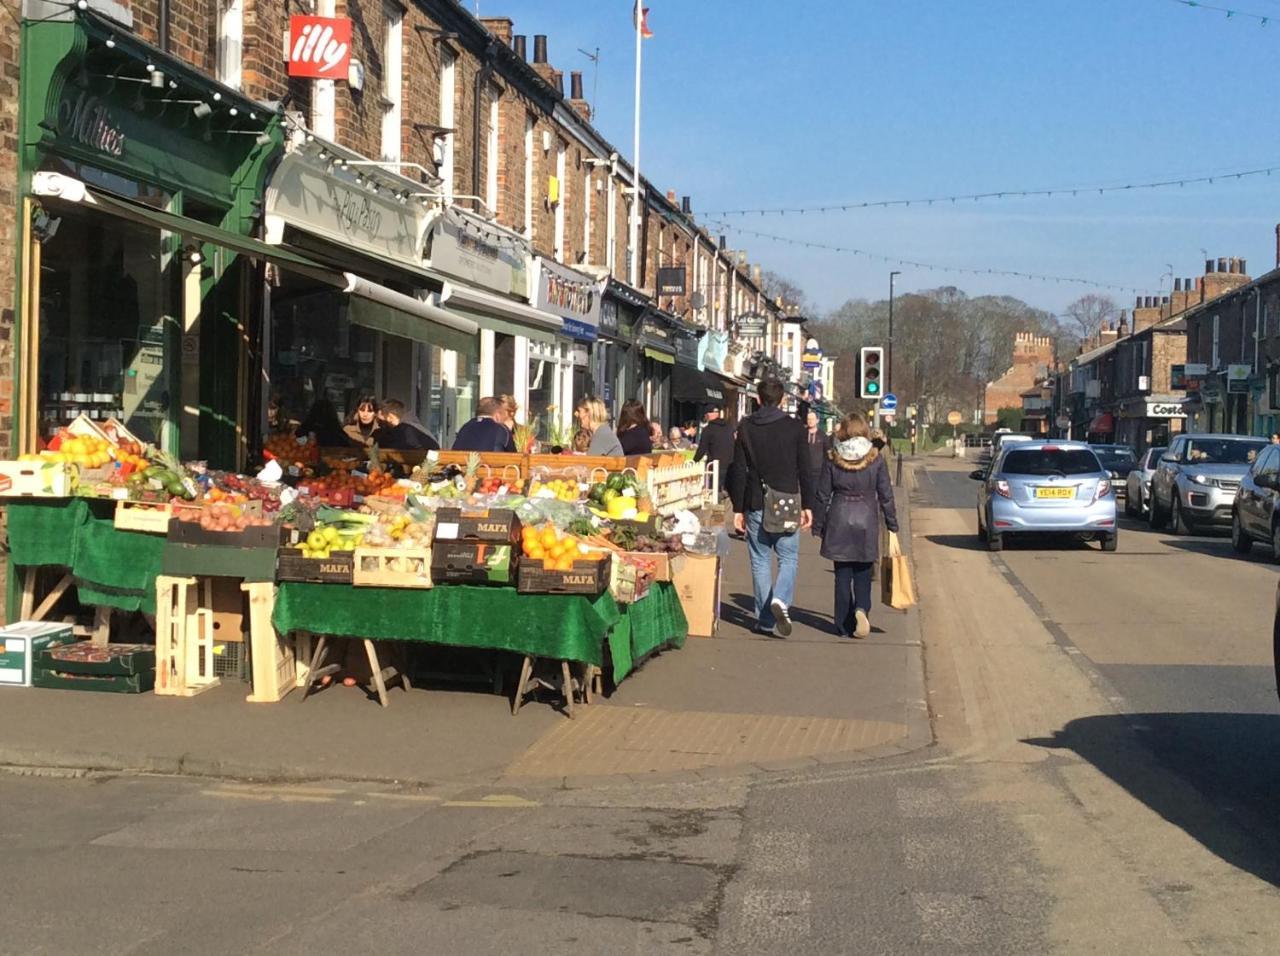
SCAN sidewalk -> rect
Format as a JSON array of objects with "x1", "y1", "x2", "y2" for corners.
[{"x1": 0, "y1": 487, "x2": 930, "y2": 790}]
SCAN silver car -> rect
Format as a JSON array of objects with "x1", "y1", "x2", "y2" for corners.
[
  {"x1": 1149, "y1": 433, "x2": 1267, "y2": 535},
  {"x1": 1124, "y1": 446, "x2": 1165, "y2": 517},
  {"x1": 971, "y1": 440, "x2": 1118, "y2": 552}
]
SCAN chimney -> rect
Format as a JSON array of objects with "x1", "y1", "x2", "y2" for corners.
[
  {"x1": 1174, "y1": 278, "x2": 1182, "y2": 292},
  {"x1": 752, "y1": 264, "x2": 762, "y2": 286},
  {"x1": 512, "y1": 35, "x2": 526, "y2": 60},
  {"x1": 1240, "y1": 258, "x2": 1247, "y2": 276},
  {"x1": 1206, "y1": 259, "x2": 1216, "y2": 274},
  {"x1": 680, "y1": 195, "x2": 691, "y2": 215},
  {"x1": 1203, "y1": 256, "x2": 1251, "y2": 301},
  {"x1": 533, "y1": 34, "x2": 547, "y2": 63},
  {"x1": 480, "y1": 17, "x2": 513, "y2": 44},
  {"x1": 567, "y1": 71, "x2": 591, "y2": 122},
  {"x1": 530, "y1": 35, "x2": 561, "y2": 93},
  {"x1": 1135, "y1": 295, "x2": 1143, "y2": 309},
  {"x1": 1217, "y1": 256, "x2": 1228, "y2": 274},
  {"x1": 666, "y1": 189, "x2": 677, "y2": 204},
  {"x1": 1116, "y1": 310, "x2": 1129, "y2": 335},
  {"x1": 718, "y1": 235, "x2": 726, "y2": 251}
]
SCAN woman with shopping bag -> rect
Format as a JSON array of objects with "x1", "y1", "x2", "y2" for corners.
[{"x1": 813, "y1": 412, "x2": 901, "y2": 638}]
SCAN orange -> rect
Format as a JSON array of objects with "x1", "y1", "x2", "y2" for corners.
[
  {"x1": 542, "y1": 557, "x2": 557, "y2": 571},
  {"x1": 539, "y1": 527, "x2": 558, "y2": 550},
  {"x1": 527, "y1": 545, "x2": 544, "y2": 561},
  {"x1": 555, "y1": 557, "x2": 575, "y2": 571}
]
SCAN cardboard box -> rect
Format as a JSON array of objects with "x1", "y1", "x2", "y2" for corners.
[
  {"x1": 672, "y1": 553, "x2": 719, "y2": 637},
  {"x1": 37, "y1": 641, "x2": 156, "y2": 677},
  {"x1": 0, "y1": 622, "x2": 76, "y2": 686},
  {"x1": 519, "y1": 557, "x2": 611, "y2": 596},
  {"x1": 0, "y1": 460, "x2": 77, "y2": 498},
  {"x1": 352, "y1": 547, "x2": 432, "y2": 588},
  {"x1": 277, "y1": 547, "x2": 355, "y2": 584},
  {"x1": 208, "y1": 577, "x2": 246, "y2": 644},
  {"x1": 431, "y1": 541, "x2": 514, "y2": 585},
  {"x1": 433, "y1": 507, "x2": 521, "y2": 544},
  {"x1": 33, "y1": 668, "x2": 155, "y2": 694}
]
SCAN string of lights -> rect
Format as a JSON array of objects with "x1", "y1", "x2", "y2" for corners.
[
  {"x1": 701, "y1": 161, "x2": 1280, "y2": 218},
  {"x1": 1161, "y1": 0, "x2": 1276, "y2": 26},
  {"x1": 708, "y1": 219, "x2": 1157, "y2": 296}
]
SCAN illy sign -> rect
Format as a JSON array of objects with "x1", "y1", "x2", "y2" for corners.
[{"x1": 287, "y1": 17, "x2": 352, "y2": 79}]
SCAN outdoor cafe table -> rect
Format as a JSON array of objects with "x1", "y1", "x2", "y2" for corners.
[{"x1": 271, "y1": 579, "x2": 687, "y2": 711}]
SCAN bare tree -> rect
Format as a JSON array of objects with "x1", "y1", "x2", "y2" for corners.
[
  {"x1": 760, "y1": 271, "x2": 809, "y2": 312},
  {"x1": 1063, "y1": 294, "x2": 1118, "y2": 341}
]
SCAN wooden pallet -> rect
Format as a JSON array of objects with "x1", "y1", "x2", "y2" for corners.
[
  {"x1": 243, "y1": 581, "x2": 296, "y2": 703},
  {"x1": 154, "y1": 576, "x2": 221, "y2": 697}
]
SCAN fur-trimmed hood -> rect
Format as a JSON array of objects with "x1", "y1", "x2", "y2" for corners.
[{"x1": 830, "y1": 445, "x2": 880, "y2": 472}]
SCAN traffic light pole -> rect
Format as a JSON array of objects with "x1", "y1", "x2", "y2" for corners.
[{"x1": 888, "y1": 271, "x2": 899, "y2": 394}]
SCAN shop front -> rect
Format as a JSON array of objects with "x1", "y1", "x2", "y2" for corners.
[
  {"x1": 263, "y1": 137, "x2": 478, "y2": 448},
  {"x1": 533, "y1": 257, "x2": 601, "y2": 437},
  {"x1": 16, "y1": 6, "x2": 287, "y2": 466},
  {"x1": 597, "y1": 278, "x2": 648, "y2": 415},
  {"x1": 424, "y1": 208, "x2": 564, "y2": 445},
  {"x1": 638, "y1": 312, "x2": 677, "y2": 424},
  {"x1": 1114, "y1": 396, "x2": 1185, "y2": 452},
  {"x1": 670, "y1": 324, "x2": 719, "y2": 430}
]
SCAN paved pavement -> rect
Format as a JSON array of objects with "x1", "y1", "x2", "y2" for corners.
[{"x1": 0, "y1": 483, "x2": 928, "y2": 789}]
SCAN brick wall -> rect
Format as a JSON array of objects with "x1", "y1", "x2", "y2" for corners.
[
  {"x1": 0, "y1": 6, "x2": 18, "y2": 459},
  {"x1": 241, "y1": 0, "x2": 312, "y2": 120},
  {"x1": 1151, "y1": 331, "x2": 1186, "y2": 394}
]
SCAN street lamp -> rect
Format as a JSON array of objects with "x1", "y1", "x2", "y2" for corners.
[{"x1": 888, "y1": 271, "x2": 901, "y2": 394}]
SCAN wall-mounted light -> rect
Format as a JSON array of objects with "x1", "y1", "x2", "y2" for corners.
[
  {"x1": 183, "y1": 245, "x2": 205, "y2": 266},
  {"x1": 192, "y1": 102, "x2": 212, "y2": 118},
  {"x1": 149, "y1": 70, "x2": 165, "y2": 89}
]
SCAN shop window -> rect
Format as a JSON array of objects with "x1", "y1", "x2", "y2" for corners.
[
  {"x1": 528, "y1": 350, "x2": 560, "y2": 441},
  {"x1": 36, "y1": 205, "x2": 176, "y2": 446}
]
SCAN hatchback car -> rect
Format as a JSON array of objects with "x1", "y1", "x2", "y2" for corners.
[
  {"x1": 1091, "y1": 444, "x2": 1138, "y2": 494},
  {"x1": 971, "y1": 441, "x2": 1118, "y2": 552},
  {"x1": 1231, "y1": 443, "x2": 1280, "y2": 559},
  {"x1": 1124, "y1": 446, "x2": 1165, "y2": 517},
  {"x1": 1149, "y1": 433, "x2": 1267, "y2": 535}
]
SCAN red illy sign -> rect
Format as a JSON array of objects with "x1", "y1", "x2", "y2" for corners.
[{"x1": 287, "y1": 16, "x2": 352, "y2": 79}]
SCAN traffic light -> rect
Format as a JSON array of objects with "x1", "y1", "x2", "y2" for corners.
[{"x1": 859, "y1": 346, "x2": 884, "y2": 400}]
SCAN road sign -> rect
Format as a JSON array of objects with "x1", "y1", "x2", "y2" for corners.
[
  {"x1": 1055, "y1": 414, "x2": 1071, "y2": 430},
  {"x1": 881, "y1": 393, "x2": 898, "y2": 412},
  {"x1": 1227, "y1": 364, "x2": 1251, "y2": 394},
  {"x1": 946, "y1": 410, "x2": 963, "y2": 426}
]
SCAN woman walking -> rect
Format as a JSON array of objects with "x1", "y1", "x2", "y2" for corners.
[{"x1": 814, "y1": 412, "x2": 899, "y2": 638}]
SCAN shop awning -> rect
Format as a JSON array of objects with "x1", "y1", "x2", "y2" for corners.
[
  {"x1": 1088, "y1": 413, "x2": 1116, "y2": 433},
  {"x1": 644, "y1": 347, "x2": 675, "y2": 365},
  {"x1": 671, "y1": 364, "x2": 727, "y2": 404},
  {"x1": 343, "y1": 278, "x2": 476, "y2": 354},
  {"x1": 440, "y1": 281, "x2": 562, "y2": 345}
]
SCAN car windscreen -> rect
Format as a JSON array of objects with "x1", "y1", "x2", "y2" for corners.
[
  {"x1": 1001, "y1": 448, "x2": 1102, "y2": 476},
  {"x1": 1145, "y1": 448, "x2": 1166, "y2": 468},
  {"x1": 1185, "y1": 439, "x2": 1266, "y2": 464},
  {"x1": 1094, "y1": 447, "x2": 1136, "y2": 466}
]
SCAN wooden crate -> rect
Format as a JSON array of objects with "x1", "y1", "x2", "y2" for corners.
[
  {"x1": 518, "y1": 556, "x2": 611, "y2": 596},
  {"x1": 243, "y1": 581, "x2": 295, "y2": 703},
  {"x1": 433, "y1": 507, "x2": 521, "y2": 543},
  {"x1": 154, "y1": 576, "x2": 221, "y2": 697},
  {"x1": 276, "y1": 547, "x2": 355, "y2": 584},
  {"x1": 113, "y1": 500, "x2": 173, "y2": 533},
  {"x1": 0, "y1": 460, "x2": 77, "y2": 497},
  {"x1": 645, "y1": 461, "x2": 709, "y2": 515},
  {"x1": 352, "y1": 547, "x2": 433, "y2": 588}
]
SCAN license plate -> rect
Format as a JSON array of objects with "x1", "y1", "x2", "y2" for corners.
[{"x1": 1035, "y1": 487, "x2": 1075, "y2": 499}]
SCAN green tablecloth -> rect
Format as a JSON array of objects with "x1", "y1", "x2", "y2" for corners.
[
  {"x1": 6, "y1": 499, "x2": 165, "y2": 614},
  {"x1": 610, "y1": 583, "x2": 687, "y2": 682},
  {"x1": 273, "y1": 582, "x2": 623, "y2": 667}
]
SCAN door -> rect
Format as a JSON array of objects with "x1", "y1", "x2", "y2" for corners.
[{"x1": 1248, "y1": 446, "x2": 1280, "y2": 535}]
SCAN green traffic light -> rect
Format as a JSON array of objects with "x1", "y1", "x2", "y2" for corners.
[{"x1": 867, "y1": 383, "x2": 879, "y2": 394}]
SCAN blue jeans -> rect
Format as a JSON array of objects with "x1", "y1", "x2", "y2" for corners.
[{"x1": 745, "y1": 510, "x2": 800, "y2": 629}]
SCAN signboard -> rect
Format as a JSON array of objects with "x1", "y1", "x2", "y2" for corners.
[
  {"x1": 946, "y1": 410, "x2": 963, "y2": 426},
  {"x1": 1055, "y1": 414, "x2": 1071, "y2": 430},
  {"x1": 535, "y1": 257, "x2": 601, "y2": 330},
  {"x1": 802, "y1": 337, "x2": 824, "y2": 370},
  {"x1": 265, "y1": 151, "x2": 429, "y2": 271},
  {"x1": 427, "y1": 206, "x2": 529, "y2": 298},
  {"x1": 286, "y1": 17, "x2": 353, "y2": 79},
  {"x1": 880, "y1": 393, "x2": 898, "y2": 412},
  {"x1": 656, "y1": 267, "x2": 686, "y2": 297},
  {"x1": 1184, "y1": 363, "x2": 1209, "y2": 376},
  {"x1": 674, "y1": 332, "x2": 700, "y2": 367},
  {"x1": 1145, "y1": 402, "x2": 1185, "y2": 418},
  {"x1": 736, "y1": 313, "x2": 767, "y2": 336},
  {"x1": 1228, "y1": 363, "x2": 1251, "y2": 394},
  {"x1": 1170, "y1": 364, "x2": 1186, "y2": 390},
  {"x1": 561, "y1": 318, "x2": 598, "y2": 343}
]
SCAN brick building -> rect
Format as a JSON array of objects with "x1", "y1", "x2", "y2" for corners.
[{"x1": 984, "y1": 332, "x2": 1055, "y2": 425}]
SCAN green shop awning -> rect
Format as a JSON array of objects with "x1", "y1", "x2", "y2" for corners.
[
  {"x1": 440, "y1": 280, "x2": 561, "y2": 345},
  {"x1": 341, "y1": 277, "x2": 476, "y2": 355},
  {"x1": 644, "y1": 347, "x2": 675, "y2": 365}
]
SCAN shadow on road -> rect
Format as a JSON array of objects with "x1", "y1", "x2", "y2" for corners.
[
  {"x1": 724, "y1": 591, "x2": 835, "y2": 635},
  {"x1": 924, "y1": 533, "x2": 1096, "y2": 552},
  {"x1": 1159, "y1": 539, "x2": 1280, "y2": 568},
  {"x1": 1026, "y1": 711, "x2": 1280, "y2": 886}
]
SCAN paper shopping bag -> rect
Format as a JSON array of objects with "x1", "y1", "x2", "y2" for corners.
[{"x1": 880, "y1": 532, "x2": 917, "y2": 610}]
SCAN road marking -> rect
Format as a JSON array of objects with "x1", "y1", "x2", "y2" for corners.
[
  {"x1": 746, "y1": 831, "x2": 811, "y2": 874},
  {"x1": 366, "y1": 791, "x2": 442, "y2": 803},
  {"x1": 736, "y1": 889, "x2": 812, "y2": 942},
  {"x1": 442, "y1": 794, "x2": 540, "y2": 808},
  {"x1": 200, "y1": 790, "x2": 276, "y2": 802},
  {"x1": 914, "y1": 891, "x2": 987, "y2": 945}
]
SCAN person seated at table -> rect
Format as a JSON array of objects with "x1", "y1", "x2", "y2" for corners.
[
  {"x1": 617, "y1": 399, "x2": 653, "y2": 455},
  {"x1": 452, "y1": 396, "x2": 517, "y2": 453},
  {"x1": 572, "y1": 429, "x2": 592, "y2": 454},
  {"x1": 296, "y1": 399, "x2": 355, "y2": 448},
  {"x1": 376, "y1": 400, "x2": 440, "y2": 451},
  {"x1": 343, "y1": 395, "x2": 382, "y2": 448}
]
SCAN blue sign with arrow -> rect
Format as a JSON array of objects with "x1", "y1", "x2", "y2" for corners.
[{"x1": 880, "y1": 393, "x2": 898, "y2": 412}]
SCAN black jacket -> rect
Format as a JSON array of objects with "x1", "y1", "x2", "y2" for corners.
[
  {"x1": 452, "y1": 417, "x2": 516, "y2": 453},
  {"x1": 814, "y1": 451, "x2": 898, "y2": 563},
  {"x1": 694, "y1": 419, "x2": 735, "y2": 468},
  {"x1": 728, "y1": 407, "x2": 816, "y2": 514},
  {"x1": 618, "y1": 425, "x2": 653, "y2": 456},
  {"x1": 803, "y1": 429, "x2": 829, "y2": 483},
  {"x1": 377, "y1": 423, "x2": 439, "y2": 451}
]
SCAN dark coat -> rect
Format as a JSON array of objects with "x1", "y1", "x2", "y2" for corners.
[
  {"x1": 452, "y1": 416, "x2": 516, "y2": 453},
  {"x1": 728, "y1": 407, "x2": 816, "y2": 514},
  {"x1": 618, "y1": 425, "x2": 653, "y2": 455},
  {"x1": 694, "y1": 418, "x2": 735, "y2": 470},
  {"x1": 803, "y1": 430, "x2": 829, "y2": 484},
  {"x1": 815, "y1": 450, "x2": 899, "y2": 563},
  {"x1": 377, "y1": 422, "x2": 439, "y2": 451}
]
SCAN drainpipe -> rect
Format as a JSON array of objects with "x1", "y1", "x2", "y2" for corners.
[
  {"x1": 471, "y1": 40, "x2": 499, "y2": 210},
  {"x1": 159, "y1": 0, "x2": 170, "y2": 52}
]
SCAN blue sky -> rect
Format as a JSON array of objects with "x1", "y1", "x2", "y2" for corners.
[{"x1": 483, "y1": 0, "x2": 1280, "y2": 317}]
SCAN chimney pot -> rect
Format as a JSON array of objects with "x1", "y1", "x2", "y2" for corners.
[
  {"x1": 1218, "y1": 256, "x2": 1228, "y2": 274},
  {"x1": 569, "y1": 71, "x2": 584, "y2": 100},
  {"x1": 1135, "y1": 295, "x2": 1143, "y2": 308},
  {"x1": 680, "y1": 195, "x2": 691, "y2": 214},
  {"x1": 533, "y1": 34, "x2": 548, "y2": 64},
  {"x1": 1206, "y1": 259, "x2": 1216, "y2": 274},
  {"x1": 1240, "y1": 258, "x2": 1247, "y2": 275},
  {"x1": 1162, "y1": 296, "x2": 1169, "y2": 305},
  {"x1": 513, "y1": 35, "x2": 527, "y2": 59},
  {"x1": 718, "y1": 235, "x2": 726, "y2": 251},
  {"x1": 666, "y1": 189, "x2": 677, "y2": 204}
]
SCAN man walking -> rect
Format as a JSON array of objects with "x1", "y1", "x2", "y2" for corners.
[
  {"x1": 694, "y1": 406, "x2": 735, "y2": 496},
  {"x1": 803, "y1": 410, "x2": 828, "y2": 490},
  {"x1": 728, "y1": 380, "x2": 814, "y2": 637}
]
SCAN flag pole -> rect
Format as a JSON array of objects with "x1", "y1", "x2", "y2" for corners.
[{"x1": 629, "y1": 2, "x2": 643, "y2": 287}]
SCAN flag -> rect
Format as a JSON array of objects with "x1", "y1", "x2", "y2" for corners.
[{"x1": 633, "y1": 1, "x2": 653, "y2": 38}]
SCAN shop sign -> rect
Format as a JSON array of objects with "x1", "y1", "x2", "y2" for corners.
[
  {"x1": 641, "y1": 318, "x2": 671, "y2": 344},
  {"x1": 286, "y1": 16, "x2": 353, "y2": 79},
  {"x1": 1227, "y1": 363, "x2": 1252, "y2": 394},
  {"x1": 265, "y1": 151, "x2": 428, "y2": 270},
  {"x1": 702, "y1": 330, "x2": 729, "y2": 373},
  {"x1": 656, "y1": 267, "x2": 686, "y2": 297},
  {"x1": 562, "y1": 318, "x2": 598, "y2": 343},
  {"x1": 1146, "y1": 402, "x2": 1185, "y2": 418},
  {"x1": 600, "y1": 298, "x2": 618, "y2": 334},
  {"x1": 57, "y1": 92, "x2": 125, "y2": 158},
  {"x1": 802, "y1": 337, "x2": 823, "y2": 370},
  {"x1": 674, "y1": 332, "x2": 700, "y2": 367},
  {"x1": 535, "y1": 258, "x2": 600, "y2": 329},
  {"x1": 570, "y1": 343, "x2": 590, "y2": 367},
  {"x1": 428, "y1": 207, "x2": 528, "y2": 298},
  {"x1": 736, "y1": 312, "x2": 767, "y2": 336}
]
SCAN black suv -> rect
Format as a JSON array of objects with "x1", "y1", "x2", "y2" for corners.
[{"x1": 1232, "y1": 443, "x2": 1280, "y2": 560}]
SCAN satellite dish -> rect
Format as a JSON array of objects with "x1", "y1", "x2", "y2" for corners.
[{"x1": 690, "y1": 291, "x2": 706, "y2": 310}]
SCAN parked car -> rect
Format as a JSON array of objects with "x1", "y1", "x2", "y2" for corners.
[
  {"x1": 1091, "y1": 445, "x2": 1138, "y2": 495},
  {"x1": 1149, "y1": 433, "x2": 1267, "y2": 535},
  {"x1": 1124, "y1": 446, "x2": 1166, "y2": 517},
  {"x1": 971, "y1": 440, "x2": 1118, "y2": 552},
  {"x1": 978, "y1": 431, "x2": 1033, "y2": 467},
  {"x1": 1231, "y1": 443, "x2": 1280, "y2": 559}
]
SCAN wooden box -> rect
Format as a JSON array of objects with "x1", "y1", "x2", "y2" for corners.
[
  {"x1": 114, "y1": 500, "x2": 173, "y2": 533},
  {"x1": 0, "y1": 460, "x2": 77, "y2": 498},
  {"x1": 433, "y1": 507, "x2": 521, "y2": 544},
  {"x1": 430, "y1": 541, "x2": 514, "y2": 585},
  {"x1": 518, "y1": 556, "x2": 611, "y2": 596},
  {"x1": 353, "y1": 547, "x2": 433, "y2": 588},
  {"x1": 673, "y1": 553, "x2": 719, "y2": 638},
  {"x1": 167, "y1": 515, "x2": 283, "y2": 549},
  {"x1": 277, "y1": 547, "x2": 355, "y2": 585},
  {"x1": 154, "y1": 575, "x2": 221, "y2": 697}
]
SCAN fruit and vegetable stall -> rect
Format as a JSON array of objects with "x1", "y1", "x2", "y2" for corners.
[{"x1": 0, "y1": 417, "x2": 725, "y2": 713}]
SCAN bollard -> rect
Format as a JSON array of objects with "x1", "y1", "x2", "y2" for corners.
[{"x1": 895, "y1": 451, "x2": 903, "y2": 486}]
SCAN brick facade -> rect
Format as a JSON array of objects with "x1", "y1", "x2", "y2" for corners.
[{"x1": 984, "y1": 333, "x2": 1055, "y2": 424}]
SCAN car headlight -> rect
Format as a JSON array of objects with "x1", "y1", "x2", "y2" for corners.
[
  {"x1": 1110, "y1": 471, "x2": 1120, "y2": 479},
  {"x1": 1191, "y1": 473, "x2": 1209, "y2": 485}
]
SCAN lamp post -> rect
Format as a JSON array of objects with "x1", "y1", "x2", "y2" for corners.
[{"x1": 888, "y1": 271, "x2": 901, "y2": 394}]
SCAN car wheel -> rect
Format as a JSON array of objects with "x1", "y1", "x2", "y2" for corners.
[
  {"x1": 987, "y1": 531, "x2": 1003, "y2": 552},
  {"x1": 1171, "y1": 496, "x2": 1191, "y2": 536},
  {"x1": 977, "y1": 511, "x2": 988, "y2": 542},
  {"x1": 1101, "y1": 532, "x2": 1118, "y2": 552},
  {"x1": 1124, "y1": 491, "x2": 1137, "y2": 518},
  {"x1": 1148, "y1": 492, "x2": 1166, "y2": 530},
  {"x1": 1271, "y1": 521, "x2": 1280, "y2": 565},
  {"x1": 1232, "y1": 512, "x2": 1253, "y2": 555}
]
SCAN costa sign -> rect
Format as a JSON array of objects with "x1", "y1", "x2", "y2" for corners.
[{"x1": 287, "y1": 16, "x2": 352, "y2": 79}]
